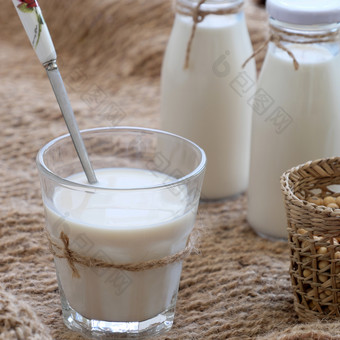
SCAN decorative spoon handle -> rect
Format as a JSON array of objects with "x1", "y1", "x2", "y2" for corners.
[
  {"x1": 12, "y1": 0, "x2": 56, "y2": 65},
  {"x1": 12, "y1": 0, "x2": 98, "y2": 184}
]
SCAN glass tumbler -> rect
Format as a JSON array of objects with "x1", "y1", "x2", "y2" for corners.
[{"x1": 36, "y1": 127, "x2": 206, "y2": 339}]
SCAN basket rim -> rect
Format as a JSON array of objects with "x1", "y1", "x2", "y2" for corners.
[{"x1": 280, "y1": 157, "x2": 340, "y2": 217}]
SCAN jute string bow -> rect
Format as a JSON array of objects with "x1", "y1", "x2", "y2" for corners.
[
  {"x1": 242, "y1": 25, "x2": 340, "y2": 71},
  {"x1": 47, "y1": 230, "x2": 198, "y2": 278},
  {"x1": 177, "y1": 0, "x2": 243, "y2": 69}
]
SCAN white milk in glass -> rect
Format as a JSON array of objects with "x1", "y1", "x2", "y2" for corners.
[
  {"x1": 44, "y1": 168, "x2": 197, "y2": 322},
  {"x1": 161, "y1": 9, "x2": 256, "y2": 200},
  {"x1": 248, "y1": 44, "x2": 340, "y2": 239}
]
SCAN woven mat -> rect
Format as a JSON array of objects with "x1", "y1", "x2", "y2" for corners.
[{"x1": 1, "y1": 1, "x2": 340, "y2": 339}]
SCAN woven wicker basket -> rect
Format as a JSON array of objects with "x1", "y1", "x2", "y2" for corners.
[{"x1": 281, "y1": 157, "x2": 340, "y2": 321}]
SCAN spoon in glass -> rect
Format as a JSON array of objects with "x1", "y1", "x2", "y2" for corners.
[{"x1": 12, "y1": 0, "x2": 98, "y2": 184}]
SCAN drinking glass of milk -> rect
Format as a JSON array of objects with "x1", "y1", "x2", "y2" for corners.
[
  {"x1": 161, "y1": 0, "x2": 256, "y2": 200},
  {"x1": 36, "y1": 127, "x2": 206, "y2": 338},
  {"x1": 247, "y1": 0, "x2": 340, "y2": 239}
]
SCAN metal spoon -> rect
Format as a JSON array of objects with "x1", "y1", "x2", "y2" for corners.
[{"x1": 12, "y1": 0, "x2": 98, "y2": 184}]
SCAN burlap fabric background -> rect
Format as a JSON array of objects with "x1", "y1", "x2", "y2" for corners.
[{"x1": 1, "y1": 0, "x2": 340, "y2": 339}]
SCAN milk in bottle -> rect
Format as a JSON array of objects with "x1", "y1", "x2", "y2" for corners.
[
  {"x1": 248, "y1": 0, "x2": 340, "y2": 239},
  {"x1": 161, "y1": 0, "x2": 256, "y2": 200}
]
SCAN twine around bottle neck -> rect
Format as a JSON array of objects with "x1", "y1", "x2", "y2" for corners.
[
  {"x1": 242, "y1": 24, "x2": 340, "y2": 71},
  {"x1": 176, "y1": 0, "x2": 243, "y2": 69}
]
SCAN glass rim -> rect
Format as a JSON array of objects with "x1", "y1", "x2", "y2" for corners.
[
  {"x1": 269, "y1": 18, "x2": 340, "y2": 34},
  {"x1": 178, "y1": 0, "x2": 243, "y2": 5},
  {"x1": 36, "y1": 126, "x2": 207, "y2": 192},
  {"x1": 176, "y1": 0, "x2": 243, "y2": 13}
]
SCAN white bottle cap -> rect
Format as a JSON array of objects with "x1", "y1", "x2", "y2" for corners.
[{"x1": 267, "y1": 0, "x2": 340, "y2": 25}]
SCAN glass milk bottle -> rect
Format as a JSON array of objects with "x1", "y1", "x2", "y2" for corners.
[
  {"x1": 248, "y1": 0, "x2": 340, "y2": 239},
  {"x1": 161, "y1": 0, "x2": 256, "y2": 200}
]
